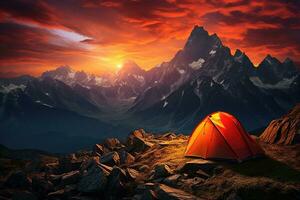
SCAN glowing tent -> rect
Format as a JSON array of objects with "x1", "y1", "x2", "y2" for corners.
[{"x1": 185, "y1": 112, "x2": 264, "y2": 162}]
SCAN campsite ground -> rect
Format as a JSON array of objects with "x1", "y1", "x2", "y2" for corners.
[{"x1": 0, "y1": 131, "x2": 299, "y2": 199}]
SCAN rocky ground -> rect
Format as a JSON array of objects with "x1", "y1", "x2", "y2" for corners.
[{"x1": 0, "y1": 129, "x2": 299, "y2": 200}]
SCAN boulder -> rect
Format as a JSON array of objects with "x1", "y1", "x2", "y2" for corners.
[
  {"x1": 4, "y1": 171, "x2": 31, "y2": 189},
  {"x1": 140, "y1": 189, "x2": 158, "y2": 200},
  {"x1": 12, "y1": 191, "x2": 37, "y2": 200},
  {"x1": 119, "y1": 150, "x2": 135, "y2": 164},
  {"x1": 48, "y1": 174, "x2": 62, "y2": 186},
  {"x1": 32, "y1": 176, "x2": 54, "y2": 196},
  {"x1": 80, "y1": 156, "x2": 100, "y2": 173},
  {"x1": 61, "y1": 170, "x2": 80, "y2": 186},
  {"x1": 126, "y1": 168, "x2": 140, "y2": 181},
  {"x1": 178, "y1": 159, "x2": 217, "y2": 174},
  {"x1": 44, "y1": 162, "x2": 60, "y2": 174},
  {"x1": 59, "y1": 154, "x2": 82, "y2": 173},
  {"x1": 100, "y1": 151, "x2": 120, "y2": 166},
  {"x1": 127, "y1": 132, "x2": 153, "y2": 153},
  {"x1": 152, "y1": 164, "x2": 173, "y2": 179},
  {"x1": 47, "y1": 189, "x2": 65, "y2": 200},
  {"x1": 93, "y1": 144, "x2": 104, "y2": 156},
  {"x1": 104, "y1": 138, "x2": 124, "y2": 150},
  {"x1": 163, "y1": 174, "x2": 181, "y2": 187},
  {"x1": 260, "y1": 104, "x2": 300, "y2": 145},
  {"x1": 139, "y1": 165, "x2": 150, "y2": 172},
  {"x1": 156, "y1": 184, "x2": 202, "y2": 200},
  {"x1": 106, "y1": 166, "x2": 127, "y2": 197},
  {"x1": 65, "y1": 184, "x2": 77, "y2": 194},
  {"x1": 77, "y1": 164, "x2": 110, "y2": 193}
]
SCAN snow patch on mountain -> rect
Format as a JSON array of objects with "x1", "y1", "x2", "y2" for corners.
[
  {"x1": 177, "y1": 68, "x2": 185, "y2": 74},
  {"x1": 35, "y1": 100, "x2": 54, "y2": 108},
  {"x1": 250, "y1": 76, "x2": 297, "y2": 89},
  {"x1": 189, "y1": 58, "x2": 205, "y2": 70},
  {"x1": 209, "y1": 50, "x2": 216, "y2": 55},
  {"x1": 133, "y1": 74, "x2": 145, "y2": 83},
  {"x1": 163, "y1": 101, "x2": 168, "y2": 108},
  {"x1": 0, "y1": 84, "x2": 26, "y2": 93}
]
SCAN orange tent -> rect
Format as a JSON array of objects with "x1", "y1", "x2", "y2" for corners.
[{"x1": 185, "y1": 112, "x2": 264, "y2": 162}]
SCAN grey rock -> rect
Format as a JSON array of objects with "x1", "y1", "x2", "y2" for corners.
[
  {"x1": 163, "y1": 174, "x2": 181, "y2": 187},
  {"x1": 47, "y1": 189, "x2": 65, "y2": 200},
  {"x1": 77, "y1": 164, "x2": 110, "y2": 193},
  {"x1": 61, "y1": 170, "x2": 80, "y2": 186},
  {"x1": 4, "y1": 171, "x2": 31, "y2": 189},
  {"x1": 100, "y1": 151, "x2": 120, "y2": 166},
  {"x1": 178, "y1": 159, "x2": 216, "y2": 174},
  {"x1": 119, "y1": 150, "x2": 135, "y2": 164},
  {"x1": 59, "y1": 154, "x2": 82, "y2": 173},
  {"x1": 139, "y1": 165, "x2": 150, "y2": 172},
  {"x1": 126, "y1": 168, "x2": 140, "y2": 181},
  {"x1": 140, "y1": 189, "x2": 158, "y2": 200},
  {"x1": 152, "y1": 164, "x2": 173, "y2": 179},
  {"x1": 32, "y1": 176, "x2": 54, "y2": 196},
  {"x1": 156, "y1": 184, "x2": 203, "y2": 200},
  {"x1": 107, "y1": 166, "x2": 127, "y2": 196},
  {"x1": 80, "y1": 156, "x2": 100, "y2": 173},
  {"x1": 104, "y1": 138, "x2": 124, "y2": 150},
  {"x1": 93, "y1": 144, "x2": 104, "y2": 156},
  {"x1": 12, "y1": 191, "x2": 37, "y2": 200}
]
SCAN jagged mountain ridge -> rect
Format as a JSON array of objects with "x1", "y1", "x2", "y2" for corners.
[{"x1": 0, "y1": 25, "x2": 299, "y2": 152}]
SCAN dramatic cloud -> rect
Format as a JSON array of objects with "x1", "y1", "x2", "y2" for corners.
[{"x1": 0, "y1": 0, "x2": 299, "y2": 76}]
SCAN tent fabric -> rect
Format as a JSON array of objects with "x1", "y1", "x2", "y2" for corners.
[{"x1": 185, "y1": 112, "x2": 264, "y2": 162}]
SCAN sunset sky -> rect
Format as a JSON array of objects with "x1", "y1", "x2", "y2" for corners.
[{"x1": 0, "y1": 0, "x2": 299, "y2": 77}]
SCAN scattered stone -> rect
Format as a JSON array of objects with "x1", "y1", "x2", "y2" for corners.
[
  {"x1": 104, "y1": 138, "x2": 124, "y2": 150},
  {"x1": 44, "y1": 162, "x2": 60, "y2": 174},
  {"x1": 106, "y1": 166, "x2": 127, "y2": 197},
  {"x1": 48, "y1": 174, "x2": 62, "y2": 186},
  {"x1": 119, "y1": 150, "x2": 135, "y2": 164},
  {"x1": 161, "y1": 132, "x2": 177, "y2": 139},
  {"x1": 156, "y1": 184, "x2": 203, "y2": 200},
  {"x1": 32, "y1": 176, "x2": 54, "y2": 196},
  {"x1": 100, "y1": 151, "x2": 120, "y2": 166},
  {"x1": 80, "y1": 156, "x2": 100, "y2": 173},
  {"x1": 152, "y1": 164, "x2": 173, "y2": 179},
  {"x1": 127, "y1": 133, "x2": 153, "y2": 153},
  {"x1": 47, "y1": 189, "x2": 65, "y2": 200},
  {"x1": 126, "y1": 168, "x2": 140, "y2": 181},
  {"x1": 12, "y1": 191, "x2": 37, "y2": 200},
  {"x1": 92, "y1": 144, "x2": 104, "y2": 156},
  {"x1": 140, "y1": 189, "x2": 158, "y2": 200},
  {"x1": 4, "y1": 171, "x2": 31, "y2": 189},
  {"x1": 61, "y1": 170, "x2": 80, "y2": 186},
  {"x1": 163, "y1": 174, "x2": 181, "y2": 187},
  {"x1": 77, "y1": 164, "x2": 110, "y2": 193},
  {"x1": 59, "y1": 154, "x2": 82, "y2": 173},
  {"x1": 139, "y1": 165, "x2": 150, "y2": 172},
  {"x1": 178, "y1": 159, "x2": 217, "y2": 174},
  {"x1": 64, "y1": 184, "x2": 77, "y2": 196}
]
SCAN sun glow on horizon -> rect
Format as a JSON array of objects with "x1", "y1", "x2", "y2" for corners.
[{"x1": 117, "y1": 63, "x2": 123, "y2": 69}]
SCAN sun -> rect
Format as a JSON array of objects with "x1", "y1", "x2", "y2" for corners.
[{"x1": 117, "y1": 64, "x2": 122, "y2": 69}]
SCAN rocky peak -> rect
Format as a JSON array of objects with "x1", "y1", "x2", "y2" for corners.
[
  {"x1": 41, "y1": 65, "x2": 73, "y2": 79},
  {"x1": 117, "y1": 61, "x2": 145, "y2": 77},
  {"x1": 184, "y1": 26, "x2": 222, "y2": 51},
  {"x1": 261, "y1": 54, "x2": 281, "y2": 67},
  {"x1": 234, "y1": 49, "x2": 254, "y2": 71}
]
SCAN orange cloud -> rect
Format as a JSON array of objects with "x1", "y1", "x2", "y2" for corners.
[{"x1": 0, "y1": 0, "x2": 299, "y2": 77}]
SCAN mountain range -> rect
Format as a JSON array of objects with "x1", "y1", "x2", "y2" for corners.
[{"x1": 0, "y1": 25, "x2": 299, "y2": 152}]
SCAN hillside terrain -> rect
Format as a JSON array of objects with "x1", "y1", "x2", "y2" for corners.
[{"x1": 0, "y1": 128, "x2": 299, "y2": 200}]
